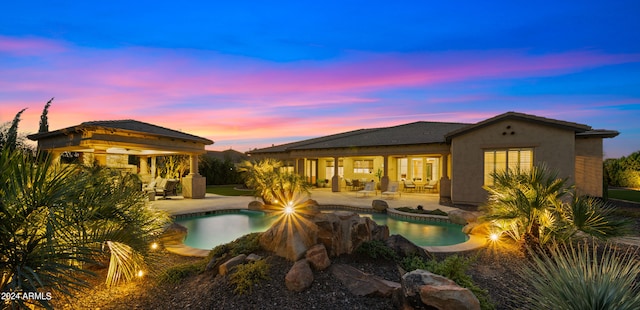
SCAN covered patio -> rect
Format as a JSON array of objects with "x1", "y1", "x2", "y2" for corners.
[
  {"x1": 27, "y1": 120, "x2": 214, "y2": 199},
  {"x1": 248, "y1": 121, "x2": 465, "y2": 203}
]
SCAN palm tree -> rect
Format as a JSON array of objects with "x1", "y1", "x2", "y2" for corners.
[
  {"x1": 0, "y1": 148, "x2": 169, "y2": 309},
  {"x1": 237, "y1": 158, "x2": 310, "y2": 205},
  {"x1": 481, "y1": 165, "x2": 628, "y2": 250}
]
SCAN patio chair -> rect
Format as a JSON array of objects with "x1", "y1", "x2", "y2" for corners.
[
  {"x1": 403, "y1": 179, "x2": 417, "y2": 192},
  {"x1": 345, "y1": 179, "x2": 354, "y2": 191},
  {"x1": 352, "y1": 179, "x2": 362, "y2": 191},
  {"x1": 155, "y1": 178, "x2": 179, "y2": 199},
  {"x1": 382, "y1": 181, "x2": 401, "y2": 199},
  {"x1": 356, "y1": 181, "x2": 376, "y2": 197},
  {"x1": 424, "y1": 179, "x2": 439, "y2": 192},
  {"x1": 143, "y1": 176, "x2": 162, "y2": 192}
]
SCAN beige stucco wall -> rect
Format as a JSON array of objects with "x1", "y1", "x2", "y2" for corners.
[
  {"x1": 450, "y1": 119, "x2": 577, "y2": 205},
  {"x1": 575, "y1": 137, "x2": 604, "y2": 197}
]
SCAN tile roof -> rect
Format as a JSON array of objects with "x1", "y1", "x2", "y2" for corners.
[
  {"x1": 445, "y1": 111, "x2": 593, "y2": 141},
  {"x1": 250, "y1": 121, "x2": 470, "y2": 153},
  {"x1": 28, "y1": 119, "x2": 213, "y2": 144},
  {"x1": 250, "y1": 111, "x2": 619, "y2": 155}
]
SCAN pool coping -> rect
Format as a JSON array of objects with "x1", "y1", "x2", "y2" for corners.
[{"x1": 165, "y1": 205, "x2": 486, "y2": 257}]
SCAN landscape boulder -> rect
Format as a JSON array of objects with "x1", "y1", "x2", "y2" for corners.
[
  {"x1": 447, "y1": 209, "x2": 480, "y2": 225},
  {"x1": 260, "y1": 217, "x2": 319, "y2": 261},
  {"x1": 246, "y1": 253, "x2": 262, "y2": 262},
  {"x1": 401, "y1": 269, "x2": 480, "y2": 310},
  {"x1": 261, "y1": 211, "x2": 389, "y2": 261},
  {"x1": 314, "y1": 211, "x2": 389, "y2": 257},
  {"x1": 285, "y1": 259, "x2": 314, "y2": 292},
  {"x1": 219, "y1": 254, "x2": 247, "y2": 276},
  {"x1": 385, "y1": 234, "x2": 432, "y2": 261},
  {"x1": 248, "y1": 201, "x2": 264, "y2": 211},
  {"x1": 331, "y1": 264, "x2": 400, "y2": 297},
  {"x1": 372, "y1": 200, "x2": 389, "y2": 212},
  {"x1": 305, "y1": 244, "x2": 331, "y2": 271}
]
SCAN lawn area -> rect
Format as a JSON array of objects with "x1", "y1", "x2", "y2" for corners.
[
  {"x1": 609, "y1": 188, "x2": 640, "y2": 203},
  {"x1": 206, "y1": 184, "x2": 255, "y2": 196}
]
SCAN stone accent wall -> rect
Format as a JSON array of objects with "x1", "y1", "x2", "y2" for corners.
[{"x1": 575, "y1": 138, "x2": 604, "y2": 197}]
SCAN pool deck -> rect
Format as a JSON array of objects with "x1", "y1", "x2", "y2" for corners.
[{"x1": 151, "y1": 188, "x2": 487, "y2": 256}]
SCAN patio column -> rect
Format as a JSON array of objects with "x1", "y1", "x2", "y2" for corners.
[
  {"x1": 183, "y1": 154, "x2": 206, "y2": 199},
  {"x1": 439, "y1": 154, "x2": 452, "y2": 202},
  {"x1": 297, "y1": 158, "x2": 305, "y2": 177},
  {"x1": 380, "y1": 155, "x2": 390, "y2": 191},
  {"x1": 50, "y1": 150, "x2": 62, "y2": 166},
  {"x1": 139, "y1": 156, "x2": 150, "y2": 181},
  {"x1": 151, "y1": 156, "x2": 157, "y2": 179},
  {"x1": 94, "y1": 149, "x2": 107, "y2": 166},
  {"x1": 332, "y1": 156, "x2": 340, "y2": 192}
]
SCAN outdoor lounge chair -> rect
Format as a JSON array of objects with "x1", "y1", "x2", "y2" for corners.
[
  {"x1": 382, "y1": 181, "x2": 401, "y2": 199},
  {"x1": 424, "y1": 179, "x2": 438, "y2": 192},
  {"x1": 356, "y1": 181, "x2": 376, "y2": 197},
  {"x1": 403, "y1": 179, "x2": 417, "y2": 192},
  {"x1": 154, "y1": 178, "x2": 179, "y2": 199}
]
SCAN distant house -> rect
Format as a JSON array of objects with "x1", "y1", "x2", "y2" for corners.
[{"x1": 248, "y1": 112, "x2": 618, "y2": 206}]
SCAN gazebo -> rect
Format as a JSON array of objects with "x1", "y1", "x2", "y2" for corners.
[{"x1": 27, "y1": 120, "x2": 214, "y2": 199}]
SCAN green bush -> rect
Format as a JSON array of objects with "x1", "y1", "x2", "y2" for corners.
[
  {"x1": 355, "y1": 240, "x2": 399, "y2": 261},
  {"x1": 206, "y1": 232, "x2": 262, "y2": 262},
  {"x1": 157, "y1": 261, "x2": 205, "y2": 284},
  {"x1": 520, "y1": 242, "x2": 640, "y2": 310},
  {"x1": 604, "y1": 151, "x2": 640, "y2": 188},
  {"x1": 229, "y1": 232, "x2": 262, "y2": 256},
  {"x1": 400, "y1": 255, "x2": 429, "y2": 271},
  {"x1": 229, "y1": 260, "x2": 270, "y2": 295}
]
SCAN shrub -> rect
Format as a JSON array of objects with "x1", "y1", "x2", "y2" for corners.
[
  {"x1": 206, "y1": 232, "x2": 263, "y2": 262},
  {"x1": 229, "y1": 260, "x2": 270, "y2": 295},
  {"x1": 355, "y1": 240, "x2": 399, "y2": 261},
  {"x1": 400, "y1": 255, "x2": 429, "y2": 271},
  {"x1": 157, "y1": 261, "x2": 205, "y2": 284},
  {"x1": 229, "y1": 233, "x2": 263, "y2": 256},
  {"x1": 519, "y1": 242, "x2": 640, "y2": 310}
]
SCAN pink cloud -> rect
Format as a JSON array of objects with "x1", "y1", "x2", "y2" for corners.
[
  {"x1": 1, "y1": 36, "x2": 638, "y2": 153},
  {"x1": 0, "y1": 35, "x2": 67, "y2": 56}
]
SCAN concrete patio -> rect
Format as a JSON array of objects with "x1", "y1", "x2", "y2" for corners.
[{"x1": 151, "y1": 187, "x2": 452, "y2": 216}]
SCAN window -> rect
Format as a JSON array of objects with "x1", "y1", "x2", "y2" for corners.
[
  {"x1": 353, "y1": 159, "x2": 373, "y2": 174},
  {"x1": 325, "y1": 159, "x2": 344, "y2": 179},
  {"x1": 398, "y1": 158, "x2": 407, "y2": 179},
  {"x1": 411, "y1": 158, "x2": 423, "y2": 181},
  {"x1": 484, "y1": 148, "x2": 533, "y2": 185}
]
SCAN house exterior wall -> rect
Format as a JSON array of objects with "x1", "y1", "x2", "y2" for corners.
[
  {"x1": 450, "y1": 119, "x2": 576, "y2": 205},
  {"x1": 575, "y1": 137, "x2": 604, "y2": 197}
]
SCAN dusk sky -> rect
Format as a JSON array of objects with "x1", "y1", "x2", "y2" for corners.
[{"x1": 1, "y1": 1, "x2": 639, "y2": 158}]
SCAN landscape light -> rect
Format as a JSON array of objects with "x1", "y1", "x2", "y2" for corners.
[
  {"x1": 150, "y1": 242, "x2": 159, "y2": 250},
  {"x1": 284, "y1": 201, "x2": 295, "y2": 214},
  {"x1": 489, "y1": 233, "x2": 500, "y2": 242}
]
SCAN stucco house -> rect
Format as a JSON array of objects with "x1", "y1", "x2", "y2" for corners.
[{"x1": 248, "y1": 112, "x2": 618, "y2": 206}]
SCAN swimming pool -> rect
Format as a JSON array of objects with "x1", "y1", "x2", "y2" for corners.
[{"x1": 175, "y1": 210, "x2": 468, "y2": 250}]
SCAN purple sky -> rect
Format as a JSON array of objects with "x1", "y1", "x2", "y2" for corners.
[{"x1": 1, "y1": 1, "x2": 639, "y2": 158}]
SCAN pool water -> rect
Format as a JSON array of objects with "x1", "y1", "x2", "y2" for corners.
[{"x1": 175, "y1": 210, "x2": 468, "y2": 250}]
